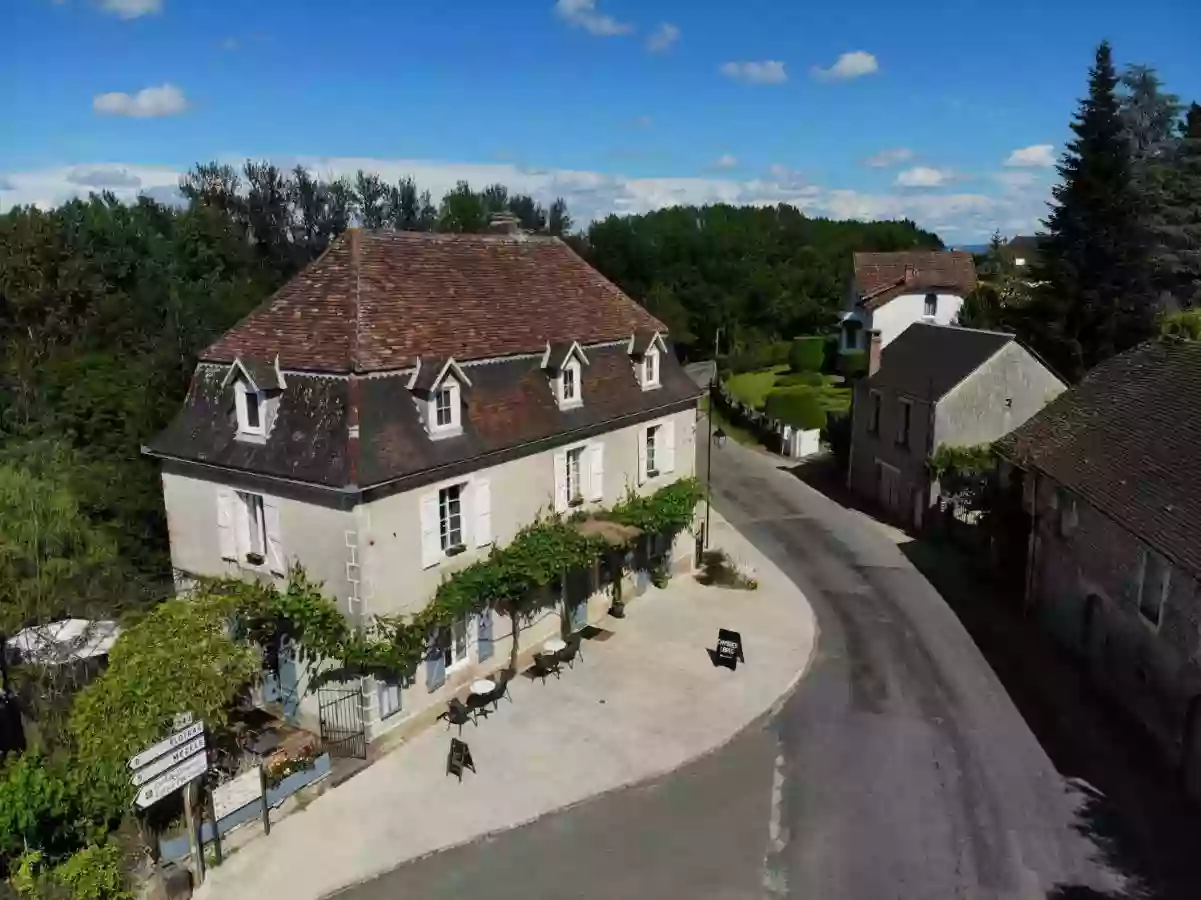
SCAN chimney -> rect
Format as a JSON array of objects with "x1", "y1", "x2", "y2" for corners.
[
  {"x1": 868, "y1": 330, "x2": 883, "y2": 376},
  {"x1": 488, "y1": 213, "x2": 521, "y2": 235},
  {"x1": 903, "y1": 264, "x2": 918, "y2": 283}
]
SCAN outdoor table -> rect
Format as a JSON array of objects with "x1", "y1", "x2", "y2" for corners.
[
  {"x1": 470, "y1": 679, "x2": 495, "y2": 696},
  {"x1": 543, "y1": 638, "x2": 567, "y2": 655}
]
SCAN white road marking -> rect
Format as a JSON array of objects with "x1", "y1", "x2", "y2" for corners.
[{"x1": 762, "y1": 744, "x2": 790, "y2": 897}]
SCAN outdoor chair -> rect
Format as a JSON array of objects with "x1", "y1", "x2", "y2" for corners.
[
  {"x1": 530, "y1": 653, "x2": 562, "y2": 683},
  {"x1": 441, "y1": 697, "x2": 474, "y2": 735},
  {"x1": 466, "y1": 692, "x2": 494, "y2": 724},
  {"x1": 557, "y1": 635, "x2": 584, "y2": 669},
  {"x1": 487, "y1": 670, "x2": 514, "y2": 709}
]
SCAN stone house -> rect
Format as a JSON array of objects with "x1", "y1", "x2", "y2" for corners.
[
  {"x1": 838, "y1": 250, "x2": 978, "y2": 353},
  {"x1": 848, "y1": 322, "x2": 1065, "y2": 530},
  {"x1": 144, "y1": 226, "x2": 702, "y2": 748},
  {"x1": 996, "y1": 339, "x2": 1201, "y2": 799}
]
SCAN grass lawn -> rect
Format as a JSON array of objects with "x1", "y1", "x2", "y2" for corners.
[{"x1": 726, "y1": 366, "x2": 851, "y2": 416}]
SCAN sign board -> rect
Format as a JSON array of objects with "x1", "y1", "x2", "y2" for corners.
[
  {"x1": 131, "y1": 736, "x2": 206, "y2": 787},
  {"x1": 128, "y1": 721, "x2": 205, "y2": 772},
  {"x1": 446, "y1": 738, "x2": 475, "y2": 782},
  {"x1": 714, "y1": 629, "x2": 745, "y2": 671},
  {"x1": 134, "y1": 752, "x2": 208, "y2": 809},
  {"x1": 173, "y1": 712, "x2": 194, "y2": 731},
  {"x1": 212, "y1": 768, "x2": 265, "y2": 820}
]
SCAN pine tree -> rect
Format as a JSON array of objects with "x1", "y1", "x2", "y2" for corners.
[
  {"x1": 1152, "y1": 103, "x2": 1201, "y2": 307},
  {"x1": 1025, "y1": 41, "x2": 1156, "y2": 381}
]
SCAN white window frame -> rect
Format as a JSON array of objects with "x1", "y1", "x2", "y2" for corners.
[
  {"x1": 645, "y1": 424, "x2": 660, "y2": 476},
  {"x1": 439, "y1": 482, "x2": 465, "y2": 552},
  {"x1": 429, "y1": 378, "x2": 461, "y2": 435},
  {"x1": 443, "y1": 617, "x2": 470, "y2": 670},
  {"x1": 558, "y1": 359, "x2": 583, "y2": 408},
  {"x1": 234, "y1": 381, "x2": 265, "y2": 437},
  {"x1": 377, "y1": 676, "x2": 401, "y2": 720},
  {"x1": 642, "y1": 349, "x2": 660, "y2": 388},
  {"x1": 236, "y1": 490, "x2": 267, "y2": 565},
  {"x1": 566, "y1": 445, "x2": 586, "y2": 505},
  {"x1": 1136, "y1": 549, "x2": 1171, "y2": 630}
]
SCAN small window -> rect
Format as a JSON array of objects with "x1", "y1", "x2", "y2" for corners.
[
  {"x1": 435, "y1": 387, "x2": 453, "y2": 427},
  {"x1": 439, "y1": 484, "x2": 463, "y2": 551},
  {"x1": 377, "y1": 677, "x2": 401, "y2": 720},
  {"x1": 429, "y1": 378, "x2": 461, "y2": 435},
  {"x1": 924, "y1": 293, "x2": 937, "y2": 317},
  {"x1": 896, "y1": 400, "x2": 912, "y2": 448},
  {"x1": 563, "y1": 365, "x2": 576, "y2": 401},
  {"x1": 869, "y1": 391, "x2": 881, "y2": 434},
  {"x1": 646, "y1": 425, "x2": 659, "y2": 475},
  {"x1": 235, "y1": 382, "x2": 265, "y2": 436},
  {"x1": 566, "y1": 446, "x2": 585, "y2": 504},
  {"x1": 1058, "y1": 490, "x2": 1078, "y2": 537},
  {"x1": 442, "y1": 618, "x2": 469, "y2": 668},
  {"x1": 643, "y1": 350, "x2": 659, "y2": 387},
  {"x1": 1138, "y1": 550, "x2": 1171, "y2": 627},
  {"x1": 237, "y1": 490, "x2": 266, "y2": 563}
]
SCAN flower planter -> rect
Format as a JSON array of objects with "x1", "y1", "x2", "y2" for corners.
[
  {"x1": 445, "y1": 544, "x2": 467, "y2": 558},
  {"x1": 245, "y1": 552, "x2": 265, "y2": 566}
]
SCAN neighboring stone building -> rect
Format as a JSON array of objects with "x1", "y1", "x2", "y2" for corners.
[
  {"x1": 848, "y1": 322, "x2": 1065, "y2": 530},
  {"x1": 1003, "y1": 235, "x2": 1043, "y2": 271},
  {"x1": 145, "y1": 226, "x2": 702, "y2": 747},
  {"x1": 996, "y1": 339, "x2": 1201, "y2": 800},
  {"x1": 839, "y1": 250, "x2": 978, "y2": 353}
]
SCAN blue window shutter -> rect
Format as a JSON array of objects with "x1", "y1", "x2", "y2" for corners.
[
  {"x1": 425, "y1": 640, "x2": 446, "y2": 692},
  {"x1": 478, "y1": 610, "x2": 494, "y2": 661}
]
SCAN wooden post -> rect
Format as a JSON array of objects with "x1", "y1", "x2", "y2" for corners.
[
  {"x1": 183, "y1": 779, "x2": 205, "y2": 886},
  {"x1": 259, "y1": 764, "x2": 271, "y2": 836},
  {"x1": 207, "y1": 783, "x2": 223, "y2": 867}
]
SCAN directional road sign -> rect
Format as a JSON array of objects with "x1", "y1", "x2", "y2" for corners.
[
  {"x1": 134, "y1": 752, "x2": 209, "y2": 809},
  {"x1": 128, "y1": 721, "x2": 205, "y2": 772},
  {"x1": 131, "y1": 736, "x2": 206, "y2": 787}
]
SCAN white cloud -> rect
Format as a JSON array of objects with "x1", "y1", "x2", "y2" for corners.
[
  {"x1": 719, "y1": 61, "x2": 787, "y2": 85},
  {"x1": 553, "y1": 0, "x2": 632, "y2": 37},
  {"x1": 0, "y1": 155, "x2": 1052, "y2": 242},
  {"x1": 811, "y1": 51, "x2": 879, "y2": 82},
  {"x1": 93, "y1": 84, "x2": 187, "y2": 118},
  {"x1": 1004, "y1": 144, "x2": 1055, "y2": 168},
  {"x1": 65, "y1": 166, "x2": 142, "y2": 188},
  {"x1": 99, "y1": 0, "x2": 162, "y2": 18},
  {"x1": 993, "y1": 170, "x2": 1037, "y2": 190},
  {"x1": 713, "y1": 155, "x2": 739, "y2": 169},
  {"x1": 863, "y1": 147, "x2": 912, "y2": 168},
  {"x1": 895, "y1": 166, "x2": 953, "y2": 188},
  {"x1": 645, "y1": 23, "x2": 680, "y2": 53}
]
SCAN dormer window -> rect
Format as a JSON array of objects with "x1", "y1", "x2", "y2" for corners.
[
  {"x1": 629, "y1": 329, "x2": 668, "y2": 391},
  {"x1": 235, "y1": 381, "x2": 265, "y2": 437},
  {"x1": 560, "y1": 361, "x2": 580, "y2": 406},
  {"x1": 412, "y1": 357, "x2": 471, "y2": 438},
  {"x1": 543, "y1": 340, "x2": 589, "y2": 410},
  {"x1": 429, "y1": 378, "x2": 461, "y2": 434},
  {"x1": 643, "y1": 349, "x2": 659, "y2": 387}
]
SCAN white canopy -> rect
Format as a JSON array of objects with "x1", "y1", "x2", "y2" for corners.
[{"x1": 8, "y1": 618, "x2": 121, "y2": 665}]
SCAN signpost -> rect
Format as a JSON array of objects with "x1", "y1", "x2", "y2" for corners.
[
  {"x1": 446, "y1": 738, "x2": 475, "y2": 781},
  {"x1": 134, "y1": 752, "x2": 209, "y2": 809},
  {"x1": 127, "y1": 721, "x2": 205, "y2": 772},
  {"x1": 131, "y1": 737, "x2": 206, "y2": 787},
  {"x1": 714, "y1": 628, "x2": 745, "y2": 671}
]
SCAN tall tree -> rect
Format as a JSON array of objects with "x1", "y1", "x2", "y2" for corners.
[
  {"x1": 437, "y1": 181, "x2": 487, "y2": 233},
  {"x1": 1023, "y1": 41, "x2": 1156, "y2": 381},
  {"x1": 387, "y1": 177, "x2": 420, "y2": 230},
  {"x1": 1120, "y1": 65, "x2": 1182, "y2": 167},
  {"x1": 547, "y1": 198, "x2": 573, "y2": 236},
  {"x1": 1151, "y1": 102, "x2": 1201, "y2": 307},
  {"x1": 354, "y1": 171, "x2": 389, "y2": 229},
  {"x1": 243, "y1": 161, "x2": 295, "y2": 275},
  {"x1": 507, "y1": 194, "x2": 546, "y2": 232}
]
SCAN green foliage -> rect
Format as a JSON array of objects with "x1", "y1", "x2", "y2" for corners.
[
  {"x1": 1160, "y1": 308, "x2": 1201, "y2": 340},
  {"x1": 927, "y1": 444, "x2": 997, "y2": 480},
  {"x1": 788, "y1": 336, "x2": 825, "y2": 373},
  {"x1": 10, "y1": 841, "x2": 131, "y2": 900},
  {"x1": 725, "y1": 367, "x2": 786, "y2": 408},
  {"x1": 0, "y1": 755, "x2": 87, "y2": 868},
  {"x1": 838, "y1": 350, "x2": 868, "y2": 378},
  {"x1": 776, "y1": 371, "x2": 825, "y2": 387},
  {"x1": 765, "y1": 388, "x2": 827, "y2": 431},
  {"x1": 725, "y1": 342, "x2": 791, "y2": 374}
]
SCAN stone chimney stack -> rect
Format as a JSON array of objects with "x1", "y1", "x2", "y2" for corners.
[
  {"x1": 868, "y1": 329, "x2": 883, "y2": 376},
  {"x1": 488, "y1": 213, "x2": 521, "y2": 236}
]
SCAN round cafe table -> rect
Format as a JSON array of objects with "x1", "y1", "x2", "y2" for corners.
[
  {"x1": 470, "y1": 679, "x2": 495, "y2": 696},
  {"x1": 543, "y1": 638, "x2": 567, "y2": 655}
]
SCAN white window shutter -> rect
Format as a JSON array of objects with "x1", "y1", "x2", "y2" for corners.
[
  {"x1": 662, "y1": 420, "x2": 676, "y2": 474},
  {"x1": 263, "y1": 497, "x2": 285, "y2": 575},
  {"x1": 553, "y1": 451, "x2": 568, "y2": 512},
  {"x1": 474, "y1": 478, "x2": 492, "y2": 547},
  {"x1": 217, "y1": 488, "x2": 237, "y2": 561},
  {"x1": 420, "y1": 491, "x2": 441, "y2": 569},
  {"x1": 588, "y1": 442, "x2": 604, "y2": 502},
  {"x1": 637, "y1": 426, "x2": 648, "y2": 485}
]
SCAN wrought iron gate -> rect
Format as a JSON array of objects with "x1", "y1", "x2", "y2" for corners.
[{"x1": 317, "y1": 684, "x2": 366, "y2": 760}]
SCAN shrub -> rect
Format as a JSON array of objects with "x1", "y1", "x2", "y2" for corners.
[
  {"x1": 725, "y1": 340, "x2": 790, "y2": 374},
  {"x1": 824, "y1": 410, "x2": 852, "y2": 474},
  {"x1": 1160, "y1": 309, "x2": 1201, "y2": 341},
  {"x1": 11, "y1": 841, "x2": 132, "y2": 900},
  {"x1": 838, "y1": 350, "x2": 868, "y2": 378},
  {"x1": 0, "y1": 754, "x2": 89, "y2": 869},
  {"x1": 776, "y1": 371, "x2": 825, "y2": 387},
  {"x1": 821, "y1": 335, "x2": 840, "y2": 374},
  {"x1": 764, "y1": 388, "x2": 827, "y2": 431},
  {"x1": 788, "y1": 336, "x2": 825, "y2": 373}
]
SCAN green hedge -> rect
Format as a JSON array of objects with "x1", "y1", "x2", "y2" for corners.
[
  {"x1": 765, "y1": 387, "x2": 827, "y2": 431},
  {"x1": 776, "y1": 371, "x2": 825, "y2": 387},
  {"x1": 788, "y1": 336, "x2": 825, "y2": 373},
  {"x1": 839, "y1": 350, "x2": 868, "y2": 378},
  {"x1": 725, "y1": 341, "x2": 791, "y2": 374}
]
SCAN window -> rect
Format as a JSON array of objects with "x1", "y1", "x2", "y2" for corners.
[
  {"x1": 237, "y1": 491, "x2": 266, "y2": 562},
  {"x1": 566, "y1": 446, "x2": 585, "y2": 504},
  {"x1": 924, "y1": 293, "x2": 938, "y2": 317},
  {"x1": 896, "y1": 400, "x2": 912, "y2": 448},
  {"x1": 442, "y1": 618, "x2": 469, "y2": 669},
  {"x1": 646, "y1": 425, "x2": 659, "y2": 475},
  {"x1": 439, "y1": 484, "x2": 463, "y2": 551},
  {"x1": 429, "y1": 379, "x2": 461, "y2": 434},
  {"x1": 869, "y1": 391, "x2": 881, "y2": 434},
  {"x1": 377, "y1": 677, "x2": 401, "y2": 720},
  {"x1": 643, "y1": 350, "x2": 659, "y2": 387},
  {"x1": 1057, "y1": 490, "x2": 1078, "y2": 537},
  {"x1": 435, "y1": 387, "x2": 453, "y2": 427},
  {"x1": 1138, "y1": 550, "x2": 1171, "y2": 627},
  {"x1": 235, "y1": 382, "x2": 265, "y2": 436},
  {"x1": 562, "y1": 365, "x2": 577, "y2": 402}
]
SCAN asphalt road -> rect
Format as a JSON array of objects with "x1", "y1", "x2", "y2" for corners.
[{"x1": 333, "y1": 435, "x2": 1121, "y2": 900}]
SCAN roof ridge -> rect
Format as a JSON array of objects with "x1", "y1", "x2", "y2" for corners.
[{"x1": 350, "y1": 227, "x2": 363, "y2": 373}]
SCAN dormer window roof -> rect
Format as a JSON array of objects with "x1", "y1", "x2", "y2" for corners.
[
  {"x1": 542, "y1": 341, "x2": 589, "y2": 410},
  {"x1": 220, "y1": 355, "x2": 287, "y2": 393},
  {"x1": 222, "y1": 355, "x2": 286, "y2": 438},
  {"x1": 627, "y1": 330, "x2": 667, "y2": 359},
  {"x1": 628, "y1": 331, "x2": 667, "y2": 390},
  {"x1": 410, "y1": 357, "x2": 472, "y2": 438}
]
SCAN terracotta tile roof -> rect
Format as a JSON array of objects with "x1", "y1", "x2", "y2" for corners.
[
  {"x1": 996, "y1": 340, "x2": 1201, "y2": 579},
  {"x1": 867, "y1": 322, "x2": 1013, "y2": 401},
  {"x1": 202, "y1": 230, "x2": 666, "y2": 373},
  {"x1": 853, "y1": 251, "x2": 978, "y2": 310}
]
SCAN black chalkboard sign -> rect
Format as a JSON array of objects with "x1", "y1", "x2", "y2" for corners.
[
  {"x1": 446, "y1": 738, "x2": 475, "y2": 781},
  {"x1": 715, "y1": 629, "x2": 745, "y2": 671}
]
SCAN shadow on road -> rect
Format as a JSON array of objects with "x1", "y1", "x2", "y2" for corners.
[{"x1": 787, "y1": 454, "x2": 1201, "y2": 900}]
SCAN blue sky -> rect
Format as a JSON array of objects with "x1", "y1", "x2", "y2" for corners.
[{"x1": 3, "y1": 0, "x2": 1200, "y2": 241}]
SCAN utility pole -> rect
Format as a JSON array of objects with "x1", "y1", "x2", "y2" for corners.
[{"x1": 703, "y1": 327, "x2": 722, "y2": 549}]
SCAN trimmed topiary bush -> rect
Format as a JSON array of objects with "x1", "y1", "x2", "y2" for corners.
[
  {"x1": 765, "y1": 387, "x2": 827, "y2": 431},
  {"x1": 776, "y1": 371, "x2": 825, "y2": 387},
  {"x1": 788, "y1": 336, "x2": 826, "y2": 373},
  {"x1": 821, "y1": 335, "x2": 840, "y2": 374},
  {"x1": 839, "y1": 350, "x2": 868, "y2": 378}
]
